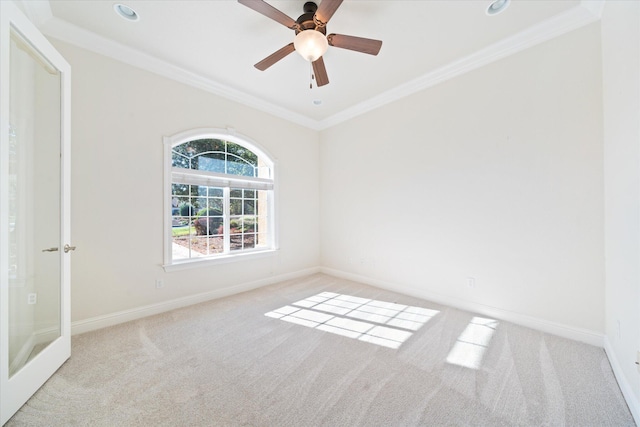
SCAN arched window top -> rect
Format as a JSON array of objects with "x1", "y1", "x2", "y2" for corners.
[
  {"x1": 172, "y1": 139, "x2": 261, "y2": 178},
  {"x1": 168, "y1": 128, "x2": 274, "y2": 180}
]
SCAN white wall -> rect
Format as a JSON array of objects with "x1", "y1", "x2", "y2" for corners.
[
  {"x1": 51, "y1": 41, "x2": 320, "y2": 324},
  {"x1": 601, "y1": 0, "x2": 640, "y2": 420},
  {"x1": 320, "y1": 23, "x2": 604, "y2": 337}
]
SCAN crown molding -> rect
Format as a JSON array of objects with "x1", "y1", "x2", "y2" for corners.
[
  {"x1": 23, "y1": 0, "x2": 603, "y2": 132},
  {"x1": 18, "y1": 0, "x2": 52, "y2": 27},
  {"x1": 36, "y1": 16, "x2": 321, "y2": 130},
  {"x1": 317, "y1": 1, "x2": 604, "y2": 130},
  {"x1": 580, "y1": 0, "x2": 606, "y2": 19}
]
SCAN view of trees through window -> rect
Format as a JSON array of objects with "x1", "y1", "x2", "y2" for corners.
[
  {"x1": 171, "y1": 138, "x2": 258, "y2": 176},
  {"x1": 170, "y1": 138, "x2": 271, "y2": 260}
]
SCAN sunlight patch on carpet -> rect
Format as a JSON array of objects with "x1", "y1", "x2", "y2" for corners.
[
  {"x1": 265, "y1": 292, "x2": 439, "y2": 349},
  {"x1": 446, "y1": 316, "x2": 499, "y2": 369}
]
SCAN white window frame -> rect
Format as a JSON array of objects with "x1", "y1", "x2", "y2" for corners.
[{"x1": 162, "y1": 128, "x2": 277, "y2": 271}]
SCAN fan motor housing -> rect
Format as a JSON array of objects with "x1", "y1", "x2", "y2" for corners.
[{"x1": 295, "y1": 2, "x2": 326, "y2": 35}]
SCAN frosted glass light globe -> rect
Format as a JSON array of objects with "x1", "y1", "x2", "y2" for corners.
[{"x1": 294, "y1": 30, "x2": 329, "y2": 62}]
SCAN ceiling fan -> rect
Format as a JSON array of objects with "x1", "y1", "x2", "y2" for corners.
[{"x1": 238, "y1": 0, "x2": 383, "y2": 87}]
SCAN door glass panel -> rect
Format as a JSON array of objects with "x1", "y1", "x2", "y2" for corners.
[{"x1": 8, "y1": 31, "x2": 62, "y2": 377}]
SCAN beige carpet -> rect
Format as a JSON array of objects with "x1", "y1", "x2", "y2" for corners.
[{"x1": 7, "y1": 274, "x2": 635, "y2": 426}]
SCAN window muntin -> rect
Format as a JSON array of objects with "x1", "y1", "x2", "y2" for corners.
[
  {"x1": 171, "y1": 184, "x2": 225, "y2": 259},
  {"x1": 165, "y1": 131, "x2": 275, "y2": 268},
  {"x1": 230, "y1": 188, "x2": 269, "y2": 252},
  {"x1": 171, "y1": 139, "x2": 260, "y2": 177}
]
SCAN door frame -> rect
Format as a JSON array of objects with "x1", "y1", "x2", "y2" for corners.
[{"x1": 0, "y1": 2, "x2": 71, "y2": 424}]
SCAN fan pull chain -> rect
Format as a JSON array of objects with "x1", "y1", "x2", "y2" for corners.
[{"x1": 309, "y1": 62, "x2": 314, "y2": 89}]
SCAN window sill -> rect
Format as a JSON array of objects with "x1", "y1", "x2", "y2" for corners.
[{"x1": 162, "y1": 248, "x2": 278, "y2": 272}]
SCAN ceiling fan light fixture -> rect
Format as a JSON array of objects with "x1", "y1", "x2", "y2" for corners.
[{"x1": 294, "y1": 30, "x2": 329, "y2": 62}]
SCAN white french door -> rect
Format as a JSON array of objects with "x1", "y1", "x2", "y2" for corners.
[{"x1": 0, "y1": 2, "x2": 72, "y2": 424}]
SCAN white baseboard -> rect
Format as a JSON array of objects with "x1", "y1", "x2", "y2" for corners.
[
  {"x1": 73, "y1": 266, "x2": 605, "y2": 346},
  {"x1": 71, "y1": 267, "x2": 320, "y2": 335},
  {"x1": 320, "y1": 267, "x2": 604, "y2": 347},
  {"x1": 604, "y1": 337, "x2": 640, "y2": 426}
]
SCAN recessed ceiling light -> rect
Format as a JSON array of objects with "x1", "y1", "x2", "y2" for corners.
[
  {"x1": 312, "y1": 99, "x2": 322, "y2": 106},
  {"x1": 114, "y1": 4, "x2": 140, "y2": 21},
  {"x1": 486, "y1": 0, "x2": 510, "y2": 15}
]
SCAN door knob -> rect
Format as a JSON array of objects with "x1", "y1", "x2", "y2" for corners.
[{"x1": 63, "y1": 244, "x2": 76, "y2": 253}]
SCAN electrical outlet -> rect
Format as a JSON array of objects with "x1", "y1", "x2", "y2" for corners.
[
  {"x1": 155, "y1": 280, "x2": 164, "y2": 289},
  {"x1": 467, "y1": 277, "x2": 476, "y2": 288},
  {"x1": 27, "y1": 293, "x2": 37, "y2": 304}
]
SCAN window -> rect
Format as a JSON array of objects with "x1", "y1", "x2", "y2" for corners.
[{"x1": 163, "y1": 129, "x2": 275, "y2": 270}]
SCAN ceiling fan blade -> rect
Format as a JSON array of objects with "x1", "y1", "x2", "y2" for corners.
[
  {"x1": 312, "y1": 56, "x2": 329, "y2": 87},
  {"x1": 238, "y1": 0, "x2": 297, "y2": 29},
  {"x1": 314, "y1": 0, "x2": 343, "y2": 25},
  {"x1": 254, "y1": 43, "x2": 296, "y2": 71},
  {"x1": 327, "y1": 34, "x2": 382, "y2": 56}
]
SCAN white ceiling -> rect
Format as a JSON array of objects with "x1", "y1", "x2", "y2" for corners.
[{"x1": 22, "y1": 0, "x2": 603, "y2": 129}]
